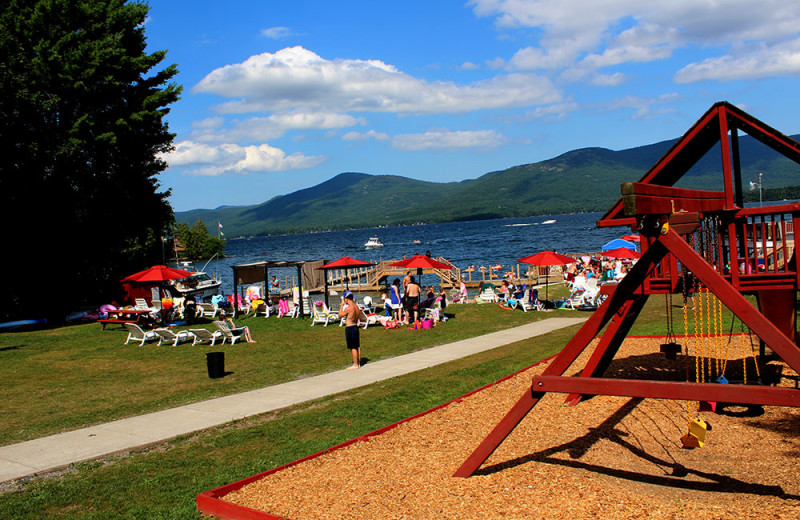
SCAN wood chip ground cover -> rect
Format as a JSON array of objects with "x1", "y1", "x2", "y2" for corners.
[{"x1": 224, "y1": 338, "x2": 800, "y2": 519}]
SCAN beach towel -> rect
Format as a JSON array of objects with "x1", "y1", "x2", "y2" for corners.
[{"x1": 278, "y1": 298, "x2": 290, "y2": 317}]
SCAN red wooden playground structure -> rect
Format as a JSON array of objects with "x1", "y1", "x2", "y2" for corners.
[{"x1": 455, "y1": 101, "x2": 800, "y2": 477}]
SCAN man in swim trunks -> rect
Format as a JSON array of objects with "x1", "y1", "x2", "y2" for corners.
[
  {"x1": 405, "y1": 275, "x2": 422, "y2": 324},
  {"x1": 338, "y1": 290, "x2": 361, "y2": 369}
]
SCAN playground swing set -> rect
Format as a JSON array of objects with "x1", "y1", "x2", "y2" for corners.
[{"x1": 455, "y1": 101, "x2": 800, "y2": 478}]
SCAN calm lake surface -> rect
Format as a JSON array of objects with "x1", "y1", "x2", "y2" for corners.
[{"x1": 198, "y1": 212, "x2": 627, "y2": 295}]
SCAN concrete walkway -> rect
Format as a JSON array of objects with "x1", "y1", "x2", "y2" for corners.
[{"x1": 0, "y1": 317, "x2": 586, "y2": 483}]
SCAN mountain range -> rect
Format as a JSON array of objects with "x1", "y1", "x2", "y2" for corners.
[{"x1": 176, "y1": 133, "x2": 800, "y2": 237}]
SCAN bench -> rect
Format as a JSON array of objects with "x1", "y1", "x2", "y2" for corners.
[{"x1": 99, "y1": 318, "x2": 139, "y2": 330}]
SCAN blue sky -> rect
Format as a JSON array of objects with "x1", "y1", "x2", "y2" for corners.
[{"x1": 145, "y1": 0, "x2": 800, "y2": 211}]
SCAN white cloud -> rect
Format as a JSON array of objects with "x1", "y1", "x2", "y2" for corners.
[
  {"x1": 391, "y1": 128, "x2": 508, "y2": 151},
  {"x1": 603, "y1": 93, "x2": 681, "y2": 119},
  {"x1": 470, "y1": 0, "x2": 800, "y2": 81},
  {"x1": 461, "y1": 61, "x2": 480, "y2": 70},
  {"x1": 676, "y1": 38, "x2": 800, "y2": 83},
  {"x1": 187, "y1": 112, "x2": 364, "y2": 144},
  {"x1": 590, "y1": 72, "x2": 627, "y2": 87},
  {"x1": 342, "y1": 130, "x2": 390, "y2": 142},
  {"x1": 165, "y1": 141, "x2": 244, "y2": 167},
  {"x1": 261, "y1": 26, "x2": 291, "y2": 39},
  {"x1": 194, "y1": 46, "x2": 562, "y2": 115},
  {"x1": 163, "y1": 141, "x2": 327, "y2": 176}
]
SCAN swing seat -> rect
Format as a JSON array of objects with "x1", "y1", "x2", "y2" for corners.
[
  {"x1": 698, "y1": 401, "x2": 717, "y2": 412},
  {"x1": 660, "y1": 342, "x2": 682, "y2": 360},
  {"x1": 714, "y1": 375, "x2": 729, "y2": 384},
  {"x1": 681, "y1": 418, "x2": 708, "y2": 448}
]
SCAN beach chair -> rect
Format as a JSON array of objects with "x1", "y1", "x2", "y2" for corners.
[
  {"x1": 123, "y1": 323, "x2": 157, "y2": 346},
  {"x1": 479, "y1": 287, "x2": 498, "y2": 303},
  {"x1": 292, "y1": 297, "x2": 313, "y2": 318},
  {"x1": 513, "y1": 289, "x2": 543, "y2": 312},
  {"x1": 134, "y1": 298, "x2": 152, "y2": 311},
  {"x1": 196, "y1": 303, "x2": 219, "y2": 319},
  {"x1": 189, "y1": 328, "x2": 224, "y2": 346},
  {"x1": 359, "y1": 306, "x2": 380, "y2": 328},
  {"x1": 250, "y1": 299, "x2": 275, "y2": 318},
  {"x1": 311, "y1": 302, "x2": 339, "y2": 326},
  {"x1": 153, "y1": 328, "x2": 195, "y2": 346},
  {"x1": 213, "y1": 320, "x2": 245, "y2": 344}
]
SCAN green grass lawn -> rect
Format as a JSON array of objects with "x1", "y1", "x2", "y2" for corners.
[
  {"x1": 0, "y1": 291, "x2": 753, "y2": 519},
  {"x1": 0, "y1": 294, "x2": 586, "y2": 445}
]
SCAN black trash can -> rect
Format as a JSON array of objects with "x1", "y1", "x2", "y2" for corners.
[{"x1": 206, "y1": 351, "x2": 225, "y2": 378}]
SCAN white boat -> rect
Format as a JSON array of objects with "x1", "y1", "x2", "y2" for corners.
[
  {"x1": 169, "y1": 262, "x2": 222, "y2": 300},
  {"x1": 542, "y1": 219, "x2": 557, "y2": 224},
  {"x1": 365, "y1": 236, "x2": 384, "y2": 248}
]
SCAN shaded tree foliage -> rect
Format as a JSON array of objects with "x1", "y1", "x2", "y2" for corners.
[
  {"x1": 175, "y1": 220, "x2": 226, "y2": 262},
  {"x1": 0, "y1": 0, "x2": 180, "y2": 319}
]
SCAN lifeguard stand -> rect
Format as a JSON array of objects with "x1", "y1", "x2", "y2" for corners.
[{"x1": 455, "y1": 101, "x2": 800, "y2": 478}]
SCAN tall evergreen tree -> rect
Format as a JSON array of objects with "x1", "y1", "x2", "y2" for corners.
[{"x1": 0, "y1": 0, "x2": 181, "y2": 319}]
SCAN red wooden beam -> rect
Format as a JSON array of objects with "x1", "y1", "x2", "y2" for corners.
[
  {"x1": 565, "y1": 295, "x2": 648, "y2": 406},
  {"x1": 453, "y1": 242, "x2": 670, "y2": 478},
  {"x1": 621, "y1": 182, "x2": 728, "y2": 216},
  {"x1": 532, "y1": 376, "x2": 800, "y2": 407}
]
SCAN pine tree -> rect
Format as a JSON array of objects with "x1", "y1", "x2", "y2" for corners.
[{"x1": 0, "y1": 0, "x2": 181, "y2": 319}]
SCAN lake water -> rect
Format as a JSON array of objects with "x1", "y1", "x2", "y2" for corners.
[{"x1": 196, "y1": 212, "x2": 627, "y2": 296}]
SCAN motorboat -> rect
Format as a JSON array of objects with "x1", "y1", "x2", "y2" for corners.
[
  {"x1": 365, "y1": 236, "x2": 384, "y2": 248},
  {"x1": 542, "y1": 219, "x2": 557, "y2": 224},
  {"x1": 169, "y1": 262, "x2": 222, "y2": 300}
]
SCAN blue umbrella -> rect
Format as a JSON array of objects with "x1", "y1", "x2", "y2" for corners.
[{"x1": 601, "y1": 239, "x2": 636, "y2": 252}]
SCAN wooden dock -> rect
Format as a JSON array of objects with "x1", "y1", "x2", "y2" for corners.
[{"x1": 308, "y1": 256, "x2": 567, "y2": 293}]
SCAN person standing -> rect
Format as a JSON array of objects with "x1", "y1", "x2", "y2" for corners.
[
  {"x1": 390, "y1": 278, "x2": 402, "y2": 321},
  {"x1": 405, "y1": 275, "x2": 422, "y2": 324},
  {"x1": 338, "y1": 291, "x2": 361, "y2": 369}
]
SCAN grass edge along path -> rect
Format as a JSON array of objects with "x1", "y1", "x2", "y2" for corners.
[{"x1": 0, "y1": 324, "x2": 583, "y2": 519}]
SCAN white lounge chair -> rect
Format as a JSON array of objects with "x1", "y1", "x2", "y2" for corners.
[
  {"x1": 513, "y1": 289, "x2": 543, "y2": 312},
  {"x1": 196, "y1": 303, "x2": 219, "y2": 319},
  {"x1": 213, "y1": 320, "x2": 245, "y2": 344},
  {"x1": 251, "y1": 299, "x2": 276, "y2": 318},
  {"x1": 153, "y1": 328, "x2": 195, "y2": 346},
  {"x1": 479, "y1": 287, "x2": 498, "y2": 303},
  {"x1": 123, "y1": 323, "x2": 157, "y2": 346},
  {"x1": 134, "y1": 298, "x2": 152, "y2": 311},
  {"x1": 311, "y1": 302, "x2": 339, "y2": 326},
  {"x1": 189, "y1": 328, "x2": 224, "y2": 346},
  {"x1": 292, "y1": 297, "x2": 313, "y2": 318}
]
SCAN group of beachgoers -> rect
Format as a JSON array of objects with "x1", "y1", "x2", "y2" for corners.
[
  {"x1": 381, "y1": 274, "x2": 456, "y2": 326},
  {"x1": 565, "y1": 257, "x2": 631, "y2": 285}
]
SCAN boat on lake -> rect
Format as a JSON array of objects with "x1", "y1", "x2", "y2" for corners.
[
  {"x1": 542, "y1": 219, "x2": 557, "y2": 224},
  {"x1": 365, "y1": 236, "x2": 384, "y2": 248},
  {"x1": 169, "y1": 262, "x2": 222, "y2": 300}
]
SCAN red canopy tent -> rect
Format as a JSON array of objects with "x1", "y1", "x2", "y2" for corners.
[{"x1": 517, "y1": 251, "x2": 575, "y2": 301}]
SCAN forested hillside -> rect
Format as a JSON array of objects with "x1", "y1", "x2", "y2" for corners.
[{"x1": 176, "y1": 133, "x2": 800, "y2": 237}]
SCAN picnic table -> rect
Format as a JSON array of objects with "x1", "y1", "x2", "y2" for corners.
[{"x1": 99, "y1": 309, "x2": 154, "y2": 330}]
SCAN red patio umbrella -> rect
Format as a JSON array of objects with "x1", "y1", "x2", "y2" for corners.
[
  {"x1": 121, "y1": 265, "x2": 193, "y2": 282},
  {"x1": 621, "y1": 233, "x2": 641, "y2": 242},
  {"x1": 120, "y1": 265, "x2": 194, "y2": 305},
  {"x1": 388, "y1": 254, "x2": 453, "y2": 284},
  {"x1": 388, "y1": 254, "x2": 452, "y2": 271},
  {"x1": 517, "y1": 251, "x2": 576, "y2": 301},
  {"x1": 316, "y1": 256, "x2": 376, "y2": 305},
  {"x1": 316, "y1": 256, "x2": 375, "y2": 270},
  {"x1": 603, "y1": 247, "x2": 641, "y2": 259}
]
